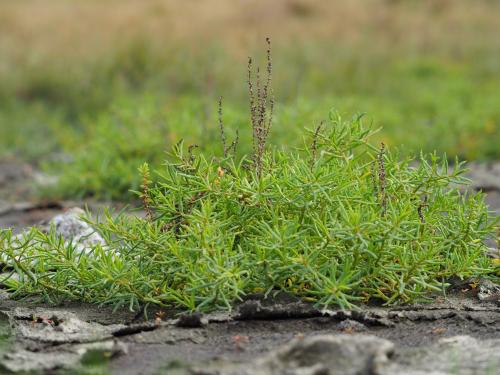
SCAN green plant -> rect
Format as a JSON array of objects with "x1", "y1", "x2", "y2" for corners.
[
  {"x1": 2, "y1": 38, "x2": 498, "y2": 313},
  {"x1": 1, "y1": 110, "x2": 497, "y2": 312}
]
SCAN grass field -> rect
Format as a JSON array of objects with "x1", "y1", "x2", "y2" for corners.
[{"x1": 1, "y1": 0, "x2": 499, "y2": 201}]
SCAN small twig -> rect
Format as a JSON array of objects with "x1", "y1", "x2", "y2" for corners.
[
  {"x1": 310, "y1": 122, "x2": 324, "y2": 170},
  {"x1": 161, "y1": 192, "x2": 207, "y2": 234},
  {"x1": 139, "y1": 163, "x2": 153, "y2": 222},
  {"x1": 417, "y1": 195, "x2": 428, "y2": 224},
  {"x1": 218, "y1": 96, "x2": 239, "y2": 158},
  {"x1": 218, "y1": 96, "x2": 228, "y2": 157},
  {"x1": 188, "y1": 144, "x2": 199, "y2": 164},
  {"x1": 229, "y1": 129, "x2": 239, "y2": 157},
  {"x1": 248, "y1": 57, "x2": 257, "y2": 156},
  {"x1": 264, "y1": 96, "x2": 274, "y2": 141},
  {"x1": 371, "y1": 160, "x2": 378, "y2": 196},
  {"x1": 378, "y1": 143, "x2": 386, "y2": 216}
]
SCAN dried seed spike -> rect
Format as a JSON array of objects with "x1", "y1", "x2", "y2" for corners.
[
  {"x1": 247, "y1": 57, "x2": 258, "y2": 157},
  {"x1": 139, "y1": 163, "x2": 153, "y2": 222},
  {"x1": 418, "y1": 195, "x2": 428, "y2": 224},
  {"x1": 256, "y1": 66, "x2": 262, "y2": 127},
  {"x1": 264, "y1": 95, "x2": 274, "y2": 140},
  {"x1": 371, "y1": 160, "x2": 378, "y2": 196},
  {"x1": 266, "y1": 37, "x2": 272, "y2": 76},
  {"x1": 310, "y1": 121, "x2": 323, "y2": 170},
  {"x1": 247, "y1": 38, "x2": 274, "y2": 179},
  {"x1": 230, "y1": 129, "x2": 240, "y2": 157},
  {"x1": 259, "y1": 37, "x2": 272, "y2": 128},
  {"x1": 247, "y1": 57, "x2": 256, "y2": 127},
  {"x1": 218, "y1": 96, "x2": 228, "y2": 157},
  {"x1": 188, "y1": 144, "x2": 198, "y2": 164},
  {"x1": 378, "y1": 142, "x2": 387, "y2": 216}
]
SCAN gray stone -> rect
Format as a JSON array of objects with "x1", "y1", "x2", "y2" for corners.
[
  {"x1": 0, "y1": 307, "x2": 136, "y2": 373},
  {"x1": 129, "y1": 326, "x2": 207, "y2": 345},
  {"x1": 235, "y1": 293, "x2": 327, "y2": 320},
  {"x1": 45, "y1": 207, "x2": 106, "y2": 250},
  {"x1": 1, "y1": 207, "x2": 108, "y2": 265},
  {"x1": 466, "y1": 162, "x2": 500, "y2": 192},
  {"x1": 384, "y1": 335, "x2": 500, "y2": 375},
  {"x1": 10, "y1": 307, "x2": 125, "y2": 343},
  {"x1": 195, "y1": 334, "x2": 395, "y2": 375},
  {"x1": 331, "y1": 309, "x2": 395, "y2": 327},
  {"x1": 0, "y1": 340, "x2": 127, "y2": 373},
  {"x1": 337, "y1": 319, "x2": 367, "y2": 332},
  {"x1": 487, "y1": 248, "x2": 500, "y2": 260},
  {"x1": 258, "y1": 334, "x2": 394, "y2": 375},
  {"x1": 477, "y1": 279, "x2": 500, "y2": 303},
  {"x1": 176, "y1": 312, "x2": 208, "y2": 328}
]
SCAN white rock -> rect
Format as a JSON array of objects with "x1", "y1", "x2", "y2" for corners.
[
  {"x1": 1, "y1": 207, "x2": 108, "y2": 265},
  {"x1": 47, "y1": 207, "x2": 106, "y2": 249}
]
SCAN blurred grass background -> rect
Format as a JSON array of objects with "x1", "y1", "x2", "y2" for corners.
[{"x1": 0, "y1": 0, "x2": 499, "y2": 200}]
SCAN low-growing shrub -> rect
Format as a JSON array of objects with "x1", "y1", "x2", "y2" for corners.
[
  {"x1": 1, "y1": 40, "x2": 498, "y2": 313},
  {"x1": 1, "y1": 111, "x2": 497, "y2": 311}
]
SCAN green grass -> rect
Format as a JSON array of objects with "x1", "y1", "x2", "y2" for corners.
[
  {"x1": 1, "y1": 112, "x2": 497, "y2": 311},
  {"x1": 1, "y1": 34, "x2": 499, "y2": 202},
  {"x1": 12, "y1": 52, "x2": 494, "y2": 201},
  {"x1": 1, "y1": 2, "x2": 499, "y2": 202}
]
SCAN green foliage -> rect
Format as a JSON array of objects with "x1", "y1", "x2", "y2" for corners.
[
  {"x1": 0, "y1": 102, "x2": 67, "y2": 162},
  {"x1": 42, "y1": 97, "x2": 171, "y2": 201},
  {"x1": 1, "y1": 38, "x2": 499, "y2": 201},
  {"x1": 36, "y1": 53, "x2": 500, "y2": 201},
  {"x1": 1, "y1": 113, "x2": 497, "y2": 312},
  {"x1": 41, "y1": 95, "x2": 250, "y2": 200}
]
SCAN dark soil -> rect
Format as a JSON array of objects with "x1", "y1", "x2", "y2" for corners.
[{"x1": 0, "y1": 288, "x2": 498, "y2": 374}]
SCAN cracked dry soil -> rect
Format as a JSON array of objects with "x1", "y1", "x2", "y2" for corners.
[
  {"x1": 0, "y1": 160, "x2": 498, "y2": 375},
  {"x1": 0, "y1": 288, "x2": 498, "y2": 375}
]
